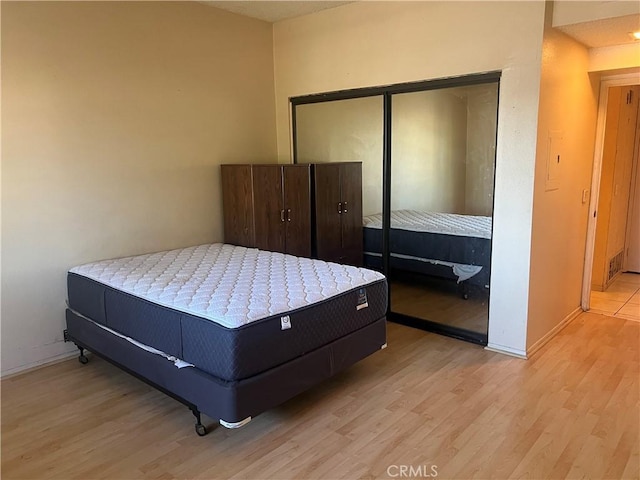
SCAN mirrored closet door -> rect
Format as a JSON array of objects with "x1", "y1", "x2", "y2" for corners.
[
  {"x1": 387, "y1": 83, "x2": 497, "y2": 342},
  {"x1": 292, "y1": 74, "x2": 499, "y2": 345}
]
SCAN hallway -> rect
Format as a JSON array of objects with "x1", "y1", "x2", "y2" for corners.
[{"x1": 590, "y1": 273, "x2": 640, "y2": 321}]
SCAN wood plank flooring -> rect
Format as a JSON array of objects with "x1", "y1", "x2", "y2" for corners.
[{"x1": 2, "y1": 312, "x2": 638, "y2": 479}]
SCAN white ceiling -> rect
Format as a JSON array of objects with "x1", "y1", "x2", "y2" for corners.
[
  {"x1": 556, "y1": 14, "x2": 640, "y2": 48},
  {"x1": 201, "y1": 1, "x2": 352, "y2": 23},
  {"x1": 201, "y1": 1, "x2": 639, "y2": 49}
]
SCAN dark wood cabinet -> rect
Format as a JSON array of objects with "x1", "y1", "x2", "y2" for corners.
[
  {"x1": 282, "y1": 166, "x2": 313, "y2": 257},
  {"x1": 252, "y1": 165, "x2": 286, "y2": 253},
  {"x1": 221, "y1": 165, "x2": 255, "y2": 248},
  {"x1": 221, "y1": 162, "x2": 362, "y2": 265},
  {"x1": 221, "y1": 164, "x2": 311, "y2": 257},
  {"x1": 313, "y1": 162, "x2": 363, "y2": 266}
]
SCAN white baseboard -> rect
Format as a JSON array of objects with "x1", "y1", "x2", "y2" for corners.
[
  {"x1": 485, "y1": 344, "x2": 528, "y2": 359},
  {"x1": 1, "y1": 350, "x2": 78, "y2": 379},
  {"x1": 526, "y1": 306, "x2": 583, "y2": 358}
]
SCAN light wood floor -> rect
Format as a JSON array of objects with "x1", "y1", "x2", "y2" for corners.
[{"x1": 2, "y1": 312, "x2": 638, "y2": 479}]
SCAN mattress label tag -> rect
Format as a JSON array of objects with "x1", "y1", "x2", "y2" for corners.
[
  {"x1": 356, "y1": 288, "x2": 369, "y2": 310},
  {"x1": 281, "y1": 315, "x2": 291, "y2": 330}
]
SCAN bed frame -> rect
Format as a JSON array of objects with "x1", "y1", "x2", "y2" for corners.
[
  {"x1": 64, "y1": 308, "x2": 386, "y2": 436},
  {"x1": 363, "y1": 222, "x2": 492, "y2": 293}
]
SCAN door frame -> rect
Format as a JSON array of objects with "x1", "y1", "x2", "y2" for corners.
[{"x1": 581, "y1": 72, "x2": 640, "y2": 310}]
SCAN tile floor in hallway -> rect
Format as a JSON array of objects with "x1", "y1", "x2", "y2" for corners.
[{"x1": 590, "y1": 272, "x2": 640, "y2": 321}]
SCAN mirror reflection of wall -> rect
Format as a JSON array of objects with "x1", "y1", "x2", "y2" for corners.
[
  {"x1": 296, "y1": 96, "x2": 383, "y2": 216},
  {"x1": 391, "y1": 84, "x2": 497, "y2": 216}
]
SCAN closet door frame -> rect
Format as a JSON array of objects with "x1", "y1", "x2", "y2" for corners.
[{"x1": 291, "y1": 72, "x2": 501, "y2": 346}]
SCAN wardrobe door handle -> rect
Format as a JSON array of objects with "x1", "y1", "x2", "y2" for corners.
[
  {"x1": 337, "y1": 202, "x2": 343, "y2": 214},
  {"x1": 287, "y1": 209, "x2": 291, "y2": 222},
  {"x1": 280, "y1": 209, "x2": 285, "y2": 222},
  {"x1": 342, "y1": 201, "x2": 348, "y2": 213}
]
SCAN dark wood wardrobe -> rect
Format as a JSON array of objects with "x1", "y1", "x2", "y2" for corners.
[
  {"x1": 221, "y1": 162, "x2": 363, "y2": 265},
  {"x1": 221, "y1": 164, "x2": 311, "y2": 258},
  {"x1": 313, "y1": 162, "x2": 363, "y2": 266}
]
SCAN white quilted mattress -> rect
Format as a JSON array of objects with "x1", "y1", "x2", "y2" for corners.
[
  {"x1": 363, "y1": 210, "x2": 492, "y2": 239},
  {"x1": 69, "y1": 244, "x2": 385, "y2": 329}
]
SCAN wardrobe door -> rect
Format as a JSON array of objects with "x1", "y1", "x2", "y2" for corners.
[
  {"x1": 313, "y1": 163, "x2": 343, "y2": 263},
  {"x1": 339, "y1": 163, "x2": 363, "y2": 266},
  {"x1": 221, "y1": 165, "x2": 255, "y2": 248},
  {"x1": 252, "y1": 165, "x2": 285, "y2": 253},
  {"x1": 283, "y1": 165, "x2": 312, "y2": 257}
]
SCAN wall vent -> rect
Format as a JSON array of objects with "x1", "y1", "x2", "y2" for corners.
[{"x1": 608, "y1": 250, "x2": 624, "y2": 281}]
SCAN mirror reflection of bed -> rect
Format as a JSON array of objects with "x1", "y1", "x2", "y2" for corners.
[
  {"x1": 293, "y1": 75, "x2": 498, "y2": 344},
  {"x1": 363, "y1": 209, "x2": 491, "y2": 334}
]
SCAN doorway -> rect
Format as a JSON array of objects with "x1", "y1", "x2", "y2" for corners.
[{"x1": 583, "y1": 74, "x2": 640, "y2": 322}]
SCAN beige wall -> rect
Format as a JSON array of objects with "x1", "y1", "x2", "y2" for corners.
[
  {"x1": 589, "y1": 44, "x2": 640, "y2": 73},
  {"x1": 392, "y1": 86, "x2": 498, "y2": 216},
  {"x1": 274, "y1": 1, "x2": 546, "y2": 356},
  {"x1": 391, "y1": 90, "x2": 468, "y2": 214},
  {"x1": 1, "y1": 1, "x2": 277, "y2": 375},
  {"x1": 465, "y1": 85, "x2": 498, "y2": 216},
  {"x1": 527, "y1": 20, "x2": 599, "y2": 350}
]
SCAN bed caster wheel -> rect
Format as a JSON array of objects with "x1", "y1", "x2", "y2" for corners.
[
  {"x1": 77, "y1": 347, "x2": 89, "y2": 364},
  {"x1": 191, "y1": 408, "x2": 207, "y2": 436},
  {"x1": 460, "y1": 284, "x2": 469, "y2": 300}
]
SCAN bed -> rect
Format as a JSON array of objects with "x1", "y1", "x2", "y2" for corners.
[
  {"x1": 64, "y1": 243, "x2": 387, "y2": 435},
  {"x1": 363, "y1": 210, "x2": 492, "y2": 288}
]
